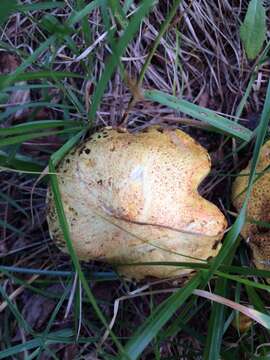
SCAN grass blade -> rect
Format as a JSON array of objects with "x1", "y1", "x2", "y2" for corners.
[
  {"x1": 0, "y1": 285, "x2": 32, "y2": 334},
  {"x1": 0, "y1": 191, "x2": 28, "y2": 216},
  {"x1": 112, "y1": 260, "x2": 270, "y2": 279},
  {"x1": 202, "y1": 225, "x2": 241, "y2": 359},
  {"x1": 194, "y1": 289, "x2": 270, "y2": 330},
  {"x1": 202, "y1": 79, "x2": 270, "y2": 358},
  {"x1": 208, "y1": 80, "x2": 270, "y2": 277},
  {"x1": 0, "y1": 71, "x2": 83, "y2": 85},
  {"x1": 202, "y1": 279, "x2": 228, "y2": 360},
  {"x1": 21, "y1": 2, "x2": 65, "y2": 12},
  {"x1": 0, "y1": 266, "x2": 118, "y2": 282},
  {"x1": 0, "y1": 151, "x2": 44, "y2": 172},
  {"x1": 0, "y1": 128, "x2": 82, "y2": 147},
  {"x1": 89, "y1": 0, "x2": 155, "y2": 122},
  {"x1": 48, "y1": 131, "x2": 127, "y2": 357},
  {"x1": 0, "y1": 0, "x2": 17, "y2": 26},
  {"x1": 0, "y1": 120, "x2": 84, "y2": 136},
  {"x1": 67, "y1": 0, "x2": 101, "y2": 26},
  {"x1": 120, "y1": 80, "x2": 270, "y2": 359},
  {"x1": 138, "y1": 0, "x2": 182, "y2": 86},
  {"x1": 245, "y1": 286, "x2": 269, "y2": 314},
  {"x1": 122, "y1": 274, "x2": 202, "y2": 359},
  {"x1": 0, "y1": 330, "x2": 73, "y2": 359},
  {"x1": 0, "y1": 37, "x2": 56, "y2": 90},
  {"x1": 144, "y1": 90, "x2": 252, "y2": 141},
  {"x1": 0, "y1": 217, "x2": 24, "y2": 235}
]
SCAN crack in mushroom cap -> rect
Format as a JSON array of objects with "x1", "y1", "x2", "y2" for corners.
[
  {"x1": 232, "y1": 140, "x2": 270, "y2": 274},
  {"x1": 47, "y1": 126, "x2": 227, "y2": 279}
]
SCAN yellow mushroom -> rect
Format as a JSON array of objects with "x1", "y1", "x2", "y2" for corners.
[
  {"x1": 47, "y1": 126, "x2": 227, "y2": 279},
  {"x1": 232, "y1": 313, "x2": 252, "y2": 333},
  {"x1": 232, "y1": 140, "x2": 270, "y2": 273}
]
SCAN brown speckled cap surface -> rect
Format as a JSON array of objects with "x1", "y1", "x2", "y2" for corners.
[
  {"x1": 232, "y1": 140, "x2": 270, "y2": 273},
  {"x1": 47, "y1": 126, "x2": 228, "y2": 279}
]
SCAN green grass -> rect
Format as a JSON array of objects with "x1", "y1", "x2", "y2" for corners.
[{"x1": 1, "y1": 0, "x2": 270, "y2": 359}]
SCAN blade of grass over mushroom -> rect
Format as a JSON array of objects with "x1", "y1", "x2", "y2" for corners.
[
  {"x1": 49, "y1": 129, "x2": 85, "y2": 164},
  {"x1": 114, "y1": 261, "x2": 270, "y2": 279},
  {"x1": 89, "y1": 0, "x2": 155, "y2": 122},
  {"x1": 5, "y1": 261, "x2": 270, "y2": 282},
  {"x1": 49, "y1": 133, "x2": 127, "y2": 357},
  {"x1": 144, "y1": 90, "x2": 252, "y2": 141},
  {"x1": 231, "y1": 162, "x2": 270, "y2": 201},
  {"x1": 247, "y1": 217, "x2": 270, "y2": 229}
]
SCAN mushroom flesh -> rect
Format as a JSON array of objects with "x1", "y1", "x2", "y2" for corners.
[
  {"x1": 47, "y1": 127, "x2": 227, "y2": 279},
  {"x1": 232, "y1": 140, "x2": 270, "y2": 273}
]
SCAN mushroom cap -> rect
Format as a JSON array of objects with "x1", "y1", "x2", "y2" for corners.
[
  {"x1": 232, "y1": 140, "x2": 270, "y2": 272},
  {"x1": 47, "y1": 126, "x2": 227, "y2": 279}
]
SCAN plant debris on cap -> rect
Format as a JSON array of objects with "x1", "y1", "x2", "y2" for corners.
[
  {"x1": 232, "y1": 140, "x2": 270, "y2": 273},
  {"x1": 47, "y1": 126, "x2": 228, "y2": 280}
]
